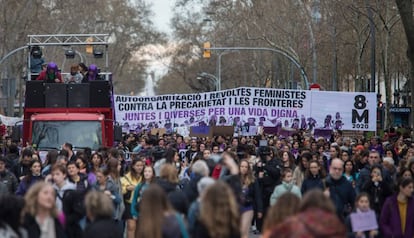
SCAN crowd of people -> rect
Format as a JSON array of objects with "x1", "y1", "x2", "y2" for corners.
[
  {"x1": 29, "y1": 45, "x2": 102, "y2": 84},
  {"x1": 0, "y1": 127, "x2": 413, "y2": 238},
  {"x1": 34, "y1": 61, "x2": 101, "y2": 83}
]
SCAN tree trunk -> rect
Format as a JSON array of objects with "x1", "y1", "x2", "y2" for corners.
[
  {"x1": 383, "y1": 30, "x2": 392, "y2": 128},
  {"x1": 395, "y1": 0, "x2": 414, "y2": 129}
]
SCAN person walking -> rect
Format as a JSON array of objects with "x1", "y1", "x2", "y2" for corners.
[
  {"x1": 380, "y1": 178, "x2": 414, "y2": 238},
  {"x1": 22, "y1": 182, "x2": 65, "y2": 238},
  {"x1": 325, "y1": 158, "x2": 356, "y2": 221},
  {"x1": 193, "y1": 181, "x2": 240, "y2": 238},
  {"x1": 137, "y1": 184, "x2": 188, "y2": 238},
  {"x1": 83, "y1": 190, "x2": 123, "y2": 238},
  {"x1": 120, "y1": 158, "x2": 144, "y2": 238}
]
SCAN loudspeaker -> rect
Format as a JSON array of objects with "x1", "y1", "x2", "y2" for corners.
[
  {"x1": 68, "y1": 83, "x2": 90, "y2": 107},
  {"x1": 25, "y1": 81, "x2": 45, "y2": 108},
  {"x1": 44, "y1": 83, "x2": 67, "y2": 107},
  {"x1": 90, "y1": 81, "x2": 111, "y2": 107}
]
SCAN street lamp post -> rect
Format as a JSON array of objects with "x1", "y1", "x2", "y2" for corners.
[
  {"x1": 197, "y1": 72, "x2": 219, "y2": 91},
  {"x1": 205, "y1": 46, "x2": 310, "y2": 90}
]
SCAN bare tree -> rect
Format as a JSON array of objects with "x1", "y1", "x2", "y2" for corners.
[
  {"x1": 0, "y1": 0, "x2": 165, "y2": 101},
  {"x1": 395, "y1": 0, "x2": 414, "y2": 128}
]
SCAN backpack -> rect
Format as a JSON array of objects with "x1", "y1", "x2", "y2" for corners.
[{"x1": 56, "y1": 189, "x2": 86, "y2": 219}]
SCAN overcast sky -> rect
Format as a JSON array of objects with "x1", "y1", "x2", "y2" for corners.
[{"x1": 151, "y1": 0, "x2": 175, "y2": 35}]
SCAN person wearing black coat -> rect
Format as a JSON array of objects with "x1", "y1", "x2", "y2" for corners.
[
  {"x1": 361, "y1": 164, "x2": 393, "y2": 217},
  {"x1": 156, "y1": 164, "x2": 189, "y2": 215},
  {"x1": 255, "y1": 153, "x2": 282, "y2": 232},
  {"x1": 240, "y1": 159, "x2": 263, "y2": 238},
  {"x1": 182, "y1": 160, "x2": 210, "y2": 204},
  {"x1": 23, "y1": 215, "x2": 65, "y2": 238},
  {"x1": 83, "y1": 191, "x2": 122, "y2": 238},
  {"x1": 12, "y1": 148, "x2": 33, "y2": 181},
  {"x1": 3, "y1": 143, "x2": 19, "y2": 170},
  {"x1": 22, "y1": 182, "x2": 66, "y2": 238},
  {"x1": 326, "y1": 159, "x2": 356, "y2": 222},
  {"x1": 356, "y1": 150, "x2": 392, "y2": 193},
  {"x1": 301, "y1": 160, "x2": 326, "y2": 195}
]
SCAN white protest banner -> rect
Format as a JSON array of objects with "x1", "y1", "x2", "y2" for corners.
[
  {"x1": 114, "y1": 87, "x2": 377, "y2": 133},
  {"x1": 0, "y1": 114, "x2": 22, "y2": 126}
]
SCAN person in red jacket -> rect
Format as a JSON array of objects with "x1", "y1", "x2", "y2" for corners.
[
  {"x1": 0, "y1": 120, "x2": 7, "y2": 140},
  {"x1": 36, "y1": 62, "x2": 63, "y2": 83}
]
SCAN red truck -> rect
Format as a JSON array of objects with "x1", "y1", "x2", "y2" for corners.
[{"x1": 13, "y1": 34, "x2": 121, "y2": 151}]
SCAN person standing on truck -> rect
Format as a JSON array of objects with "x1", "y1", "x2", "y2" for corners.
[
  {"x1": 78, "y1": 62, "x2": 88, "y2": 79},
  {"x1": 64, "y1": 64, "x2": 83, "y2": 83},
  {"x1": 36, "y1": 62, "x2": 63, "y2": 83},
  {"x1": 29, "y1": 46, "x2": 45, "y2": 80},
  {"x1": 82, "y1": 64, "x2": 101, "y2": 82}
]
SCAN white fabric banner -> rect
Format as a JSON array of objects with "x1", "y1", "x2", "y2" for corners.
[
  {"x1": 114, "y1": 87, "x2": 377, "y2": 133},
  {"x1": 0, "y1": 114, "x2": 22, "y2": 126}
]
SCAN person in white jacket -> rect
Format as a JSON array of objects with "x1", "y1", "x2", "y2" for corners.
[
  {"x1": 270, "y1": 168, "x2": 302, "y2": 206},
  {"x1": 50, "y1": 164, "x2": 76, "y2": 212}
]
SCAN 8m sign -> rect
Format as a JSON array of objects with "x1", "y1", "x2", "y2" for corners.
[{"x1": 352, "y1": 95, "x2": 369, "y2": 129}]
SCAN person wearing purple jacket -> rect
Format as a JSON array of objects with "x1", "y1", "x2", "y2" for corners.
[
  {"x1": 15, "y1": 160, "x2": 44, "y2": 196},
  {"x1": 380, "y1": 177, "x2": 414, "y2": 238}
]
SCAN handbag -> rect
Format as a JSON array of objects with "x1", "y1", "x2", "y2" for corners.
[{"x1": 123, "y1": 176, "x2": 133, "y2": 201}]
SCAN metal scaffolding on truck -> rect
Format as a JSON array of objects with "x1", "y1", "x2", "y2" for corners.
[{"x1": 27, "y1": 34, "x2": 110, "y2": 80}]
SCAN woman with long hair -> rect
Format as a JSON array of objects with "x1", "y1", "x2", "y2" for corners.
[
  {"x1": 105, "y1": 158, "x2": 124, "y2": 223},
  {"x1": 130, "y1": 165, "x2": 155, "y2": 219},
  {"x1": 279, "y1": 151, "x2": 296, "y2": 170},
  {"x1": 164, "y1": 147, "x2": 182, "y2": 174},
  {"x1": 262, "y1": 193, "x2": 300, "y2": 238},
  {"x1": 87, "y1": 152, "x2": 104, "y2": 185},
  {"x1": 75, "y1": 156, "x2": 88, "y2": 175},
  {"x1": 380, "y1": 177, "x2": 414, "y2": 237},
  {"x1": 41, "y1": 149, "x2": 58, "y2": 176},
  {"x1": 398, "y1": 168, "x2": 413, "y2": 181},
  {"x1": 329, "y1": 145, "x2": 341, "y2": 159},
  {"x1": 16, "y1": 160, "x2": 44, "y2": 196},
  {"x1": 156, "y1": 163, "x2": 189, "y2": 215},
  {"x1": 22, "y1": 181, "x2": 65, "y2": 238},
  {"x1": 301, "y1": 160, "x2": 326, "y2": 195},
  {"x1": 343, "y1": 160, "x2": 358, "y2": 188},
  {"x1": 292, "y1": 153, "x2": 311, "y2": 188},
  {"x1": 121, "y1": 158, "x2": 144, "y2": 238},
  {"x1": 384, "y1": 148, "x2": 399, "y2": 166},
  {"x1": 340, "y1": 150, "x2": 350, "y2": 162},
  {"x1": 137, "y1": 184, "x2": 187, "y2": 238},
  {"x1": 239, "y1": 159, "x2": 262, "y2": 238},
  {"x1": 93, "y1": 168, "x2": 122, "y2": 211},
  {"x1": 194, "y1": 181, "x2": 240, "y2": 238}
]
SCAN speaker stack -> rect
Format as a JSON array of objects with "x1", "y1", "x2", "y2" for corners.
[
  {"x1": 68, "y1": 83, "x2": 90, "y2": 107},
  {"x1": 25, "y1": 81, "x2": 45, "y2": 108},
  {"x1": 25, "y1": 81, "x2": 111, "y2": 108},
  {"x1": 89, "y1": 81, "x2": 111, "y2": 107},
  {"x1": 44, "y1": 83, "x2": 67, "y2": 107}
]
